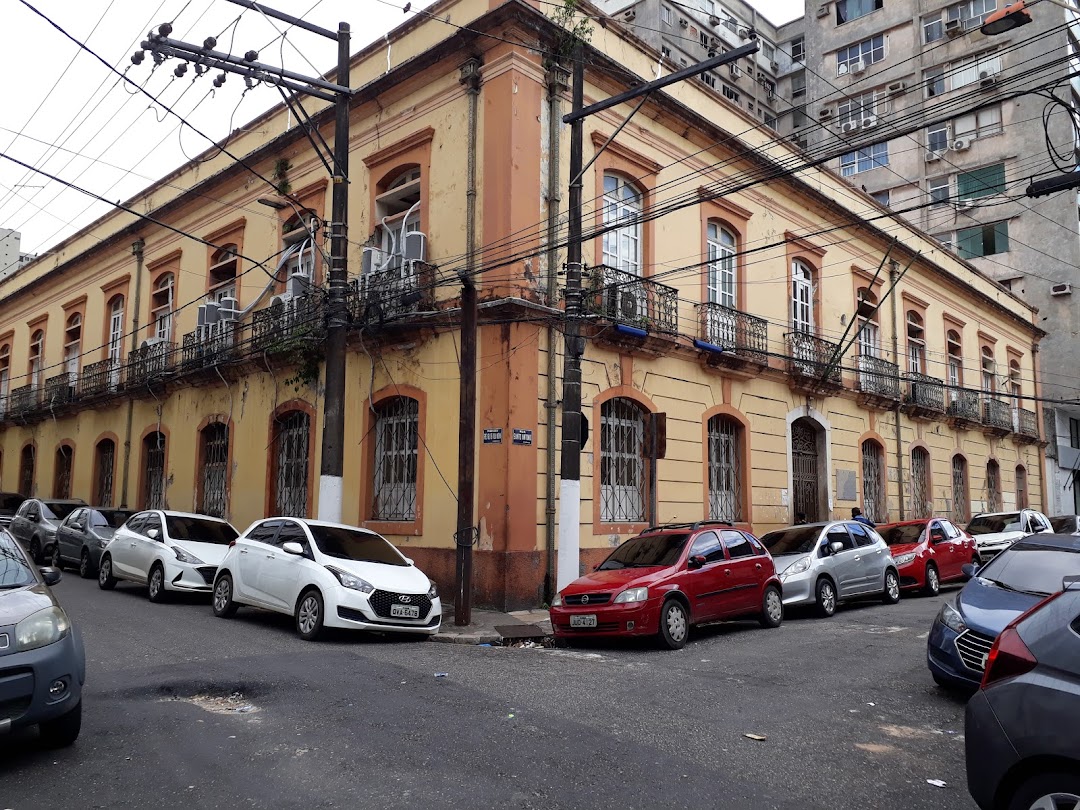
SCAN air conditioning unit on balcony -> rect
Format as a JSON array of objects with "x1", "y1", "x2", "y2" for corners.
[
  {"x1": 710, "y1": 35, "x2": 722, "y2": 48},
  {"x1": 218, "y1": 297, "x2": 240, "y2": 320},
  {"x1": 286, "y1": 271, "x2": 313, "y2": 299},
  {"x1": 945, "y1": 18, "x2": 963, "y2": 35},
  {"x1": 816, "y1": 3, "x2": 829, "y2": 17},
  {"x1": 925, "y1": 150, "x2": 943, "y2": 162},
  {"x1": 850, "y1": 59, "x2": 866, "y2": 75},
  {"x1": 979, "y1": 72, "x2": 997, "y2": 88},
  {"x1": 362, "y1": 246, "x2": 389, "y2": 277},
  {"x1": 709, "y1": 13, "x2": 721, "y2": 26},
  {"x1": 953, "y1": 136, "x2": 972, "y2": 151},
  {"x1": 402, "y1": 230, "x2": 428, "y2": 264},
  {"x1": 818, "y1": 107, "x2": 834, "y2": 120},
  {"x1": 887, "y1": 80, "x2": 906, "y2": 94},
  {"x1": 840, "y1": 120, "x2": 860, "y2": 135},
  {"x1": 197, "y1": 301, "x2": 221, "y2": 326},
  {"x1": 614, "y1": 290, "x2": 640, "y2": 321},
  {"x1": 861, "y1": 114, "x2": 879, "y2": 129}
]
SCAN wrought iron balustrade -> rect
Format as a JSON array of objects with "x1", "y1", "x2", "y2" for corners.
[
  {"x1": 698, "y1": 302, "x2": 768, "y2": 364},
  {"x1": 904, "y1": 372, "x2": 945, "y2": 413},
  {"x1": 349, "y1": 260, "x2": 435, "y2": 322},
  {"x1": 126, "y1": 340, "x2": 175, "y2": 383},
  {"x1": 252, "y1": 294, "x2": 324, "y2": 352},
  {"x1": 785, "y1": 332, "x2": 842, "y2": 384},
  {"x1": 1016, "y1": 407, "x2": 1039, "y2": 439},
  {"x1": 585, "y1": 264, "x2": 678, "y2": 334},
  {"x1": 44, "y1": 372, "x2": 77, "y2": 407},
  {"x1": 81, "y1": 358, "x2": 121, "y2": 397},
  {"x1": 9, "y1": 384, "x2": 37, "y2": 416},
  {"x1": 182, "y1": 321, "x2": 238, "y2": 370},
  {"x1": 856, "y1": 355, "x2": 900, "y2": 400},
  {"x1": 982, "y1": 398, "x2": 1013, "y2": 432},
  {"x1": 947, "y1": 388, "x2": 980, "y2": 422}
]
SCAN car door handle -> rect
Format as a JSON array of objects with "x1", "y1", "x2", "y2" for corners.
[
  {"x1": 755, "y1": 563, "x2": 762, "y2": 570},
  {"x1": 266, "y1": 554, "x2": 276, "y2": 559},
  {"x1": 239, "y1": 549, "x2": 249, "y2": 555},
  {"x1": 853, "y1": 555, "x2": 861, "y2": 561},
  {"x1": 724, "y1": 569, "x2": 732, "y2": 576},
  {"x1": 130, "y1": 542, "x2": 137, "y2": 548}
]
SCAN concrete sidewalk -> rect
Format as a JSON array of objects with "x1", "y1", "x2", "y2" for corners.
[{"x1": 432, "y1": 606, "x2": 552, "y2": 645}]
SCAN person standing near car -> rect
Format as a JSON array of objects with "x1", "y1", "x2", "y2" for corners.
[{"x1": 851, "y1": 507, "x2": 875, "y2": 528}]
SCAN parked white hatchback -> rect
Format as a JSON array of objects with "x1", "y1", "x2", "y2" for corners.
[
  {"x1": 211, "y1": 518, "x2": 441, "y2": 641},
  {"x1": 98, "y1": 511, "x2": 239, "y2": 601}
]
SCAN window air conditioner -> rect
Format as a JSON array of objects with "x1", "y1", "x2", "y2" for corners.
[
  {"x1": 709, "y1": 14, "x2": 721, "y2": 26},
  {"x1": 1051, "y1": 283, "x2": 1073, "y2": 296},
  {"x1": 953, "y1": 136, "x2": 972, "y2": 151},
  {"x1": 679, "y1": 17, "x2": 689, "y2": 28},
  {"x1": 841, "y1": 120, "x2": 860, "y2": 134},
  {"x1": 861, "y1": 115, "x2": 878, "y2": 129},
  {"x1": 730, "y1": 64, "x2": 742, "y2": 78},
  {"x1": 925, "y1": 150, "x2": 942, "y2": 162},
  {"x1": 940, "y1": 240, "x2": 955, "y2": 251},
  {"x1": 710, "y1": 35, "x2": 721, "y2": 48},
  {"x1": 887, "y1": 80, "x2": 906, "y2": 94},
  {"x1": 945, "y1": 18, "x2": 963, "y2": 35},
  {"x1": 623, "y1": 8, "x2": 636, "y2": 21},
  {"x1": 816, "y1": 4, "x2": 829, "y2": 16},
  {"x1": 197, "y1": 301, "x2": 221, "y2": 327},
  {"x1": 770, "y1": 59, "x2": 780, "y2": 71},
  {"x1": 850, "y1": 59, "x2": 866, "y2": 75},
  {"x1": 218, "y1": 297, "x2": 240, "y2": 320},
  {"x1": 286, "y1": 272, "x2": 313, "y2": 298},
  {"x1": 818, "y1": 107, "x2": 834, "y2": 120},
  {"x1": 958, "y1": 199, "x2": 977, "y2": 210}
]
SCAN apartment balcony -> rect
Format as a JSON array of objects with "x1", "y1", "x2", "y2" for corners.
[
  {"x1": 695, "y1": 301, "x2": 768, "y2": 372},
  {"x1": 584, "y1": 265, "x2": 678, "y2": 352},
  {"x1": 182, "y1": 321, "x2": 239, "y2": 373},
  {"x1": 44, "y1": 372, "x2": 78, "y2": 409},
  {"x1": 946, "y1": 388, "x2": 981, "y2": 428},
  {"x1": 981, "y1": 398, "x2": 1013, "y2": 437},
  {"x1": 125, "y1": 340, "x2": 176, "y2": 387},
  {"x1": 785, "y1": 332, "x2": 843, "y2": 393},
  {"x1": 1015, "y1": 406, "x2": 1040, "y2": 443},
  {"x1": 80, "y1": 358, "x2": 122, "y2": 399},
  {"x1": 902, "y1": 373, "x2": 946, "y2": 419},
  {"x1": 252, "y1": 293, "x2": 324, "y2": 354},
  {"x1": 348, "y1": 260, "x2": 436, "y2": 325},
  {"x1": 855, "y1": 355, "x2": 901, "y2": 408},
  {"x1": 8, "y1": 384, "x2": 38, "y2": 419}
]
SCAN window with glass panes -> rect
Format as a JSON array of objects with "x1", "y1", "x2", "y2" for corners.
[
  {"x1": 790, "y1": 37, "x2": 805, "y2": 62},
  {"x1": 602, "y1": 174, "x2": 643, "y2": 275},
  {"x1": 836, "y1": 35, "x2": 885, "y2": 75},
  {"x1": 947, "y1": 330, "x2": 963, "y2": 399},
  {"x1": 953, "y1": 105, "x2": 1003, "y2": 139},
  {"x1": 600, "y1": 398, "x2": 647, "y2": 524},
  {"x1": 840, "y1": 142, "x2": 889, "y2": 176},
  {"x1": 958, "y1": 163, "x2": 1005, "y2": 200},
  {"x1": 1070, "y1": 417, "x2": 1080, "y2": 449},
  {"x1": 838, "y1": 90, "x2": 884, "y2": 124},
  {"x1": 372, "y1": 396, "x2": 419, "y2": 522},
  {"x1": 929, "y1": 176, "x2": 950, "y2": 206},
  {"x1": 708, "y1": 415, "x2": 743, "y2": 523},
  {"x1": 957, "y1": 222, "x2": 1009, "y2": 258},
  {"x1": 927, "y1": 122, "x2": 949, "y2": 153},
  {"x1": 835, "y1": 0, "x2": 883, "y2": 25},
  {"x1": 706, "y1": 223, "x2": 737, "y2": 308},
  {"x1": 791, "y1": 72, "x2": 806, "y2": 98}
]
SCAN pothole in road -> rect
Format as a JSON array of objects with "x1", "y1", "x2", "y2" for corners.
[{"x1": 161, "y1": 690, "x2": 261, "y2": 718}]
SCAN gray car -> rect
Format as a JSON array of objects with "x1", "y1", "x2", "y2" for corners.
[
  {"x1": 9, "y1": 499, "x2": 86, "y2": 564},
  {"x1": 760, "y1": 521, "x2": 901, "y2": 617},
  {"x1": 0, "y1": 529, "x2": 85, "y2": 747},
  {"x1": 965, "y1": 579, "x2": 1080, "y2": 809},
  {"x1": 53, "y1": 507, "x2": 136, "y2": 578}
]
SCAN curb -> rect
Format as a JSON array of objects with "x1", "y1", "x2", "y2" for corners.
[{"x1": 430, "y1": 631, "x2": 502, "y2": 645}]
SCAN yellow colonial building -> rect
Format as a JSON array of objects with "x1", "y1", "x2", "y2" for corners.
[{"x1": 0, "y1": 0, "x2": 1046, "y2": 608}]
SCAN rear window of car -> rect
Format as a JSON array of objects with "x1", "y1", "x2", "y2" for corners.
[
  {"x1": 308, "y1": 525, "x2": 407, "y2": 565},
  {"x1": 43, "y1": 502, "x2": 82, "y2": 521},
  {"x1": 760, "y1": 526, "x2": 822, "y2": 555},
  {"x1": 165, "y1": 516, "x2": 238, "y2": 544},
  {"x1": 976, "y1": 543, "x2": 1080, "y2": 596},
  {"x1": 0, "y1": 532, "x2": 36, "y2": 588},
  {"x1": 91, "y1": 510, "x2": 134, "y2": 529},
  {"x1": 967, "y1": 514, "x2": 1022, "y2": 535},
  {"x1": 879, "y1": 524, "x2": 925, "y2": 546},
  {"x1": 598, "y1": 533, "x2": 690, "y2": 570},
  {"x1": 1051, "y1": 515, "x2": 1079, "y2": 533}
]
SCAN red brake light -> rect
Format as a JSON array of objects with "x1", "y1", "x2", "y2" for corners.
[{"x1": 981, "y1": 627, "x2": 1036, "y2": 688}]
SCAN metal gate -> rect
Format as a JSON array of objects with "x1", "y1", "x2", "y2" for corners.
[
  {"x1": 600, "y1": 398, "x2": 646, "y2": 523},
  {"x1": 373, "y1": 397, "x2": 419, "y2": 521},
  {"x1": 274, "y1": 411, "x2": 310, "y2": 517},
  {"x1": 1016, "y1": 466, "x2": 1028, "y2": 509},
  {"x1": 986, "y1": 461, "x2": 1001, "y2": 512},
  {"x1": 861, "y1": 441, "x2": 883, "y2": 523},
  {"x1": 54, "y1": 447, "x2": 73, "y2": 500},
  {"x1": 951, "y1": 455, "x2": 967, "y2": 523},
  {"x1": 911, "y1": 448, "x2": 930, "y2": 518},
  {"x1": 791, "y1": 419, "x2": 820, "y2": 523},
  {"x1": 200, "y1": 423, "x2": 229, "y2": 518},
  {"x1": 95, "y1": 440, "x2": 115, "y2": 507},
  {"x1": 19, "y1": 446, "x2": 34, "y2": 497},
  {"x1": 143, "y1": 432, "x2": 167, "y2": 509},
  {"x1": 708, "y1": 415, "x2": 742, "y2": 523}
]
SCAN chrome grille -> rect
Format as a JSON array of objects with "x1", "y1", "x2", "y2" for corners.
[
  {"x1": 369, "y1": 589, "x2": 432, "y2": 619},
  {"x1": 564, "y1": 593, "x2": 612, "y2": 606},
  {"x1": 955, "y1": 629, "x2": 995, "y2": 672}
]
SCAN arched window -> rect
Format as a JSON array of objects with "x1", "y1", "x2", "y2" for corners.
[
  {"x1": 911, "y1": 446, "x2": 931, "y2": 519},
  {"x1": 946, "y1": 330, "x2": 963, "y2": 402},
  {"x1": 28, "y1": 329, "x2": 44, "y2": 391},
  {"x1": 63, "y1": 313, "x2": 82, "y2": 376},
  {"x1": 209, "y1": 244, "x2": 239, "y2": 303},
  {"x1": 1015, "y1": 464, "x2": 1028, "y2": 509},
  {"x1": 602, "y1": 174, "x2": 643, "y2": 275},
  {"x1": 107, "y1": 295, "x2": 125, "y2": 389},
  {"x1": 600, "y1": 397, "x2": 647, "y2": 523},
  {"x1": 707, "y1": 414, "x2": 743, "y2": 523},
  {"x1": 54, "y1": 445, "x2": 73, "y2": 499},
  {"x1": 861, "y1": 440, "x2": 885, "y2": 523},
  {"x1": 791, "y1": 260, "x2": 814, "y2": 333},
  {"x1": 19, "y1": 445, "x2": 35, "y2": 497},
  {"x1": 143, "y1": 431, "x2": 167, "y2": 509},
  {"x1": 272, "y1": 410, "x2": 311, "y2": 517},
  {"x1": 706, "y1": 222, "x2": 737, "y2": 309},
  {"x1": 1009, "y1": 359, "x2": 1022, "y2": 430},
  {"x1": 151, "y1": 274, "x2": 174, "y2": 341},
  {"x1": 372, "y1": 397, "x2": 420, "y2": 521},
  {"x1": 855, "y1": 289, "x2": 881, "y2": 390},
  {"x1": 906, "y1": 311, "x2": 925, "y2": 374},
  {"x1": 199, "y1": 422, "x2": 229, "y2": 518},
  {"x1": 94, "y1": 438, "x2": 116, "y2": 507},
  {"x1": 0, "y1": 344, "x2": 9, "y2": 417},
  {"x1": 951, "y1": 454, "x2": 968, "y2": 523},
  {"x1": 981, "y1": 346, "x2": 996, "y2": 397},
  {"x1": 986, "y1": 459, "x2": 1001, "y2": 513}
]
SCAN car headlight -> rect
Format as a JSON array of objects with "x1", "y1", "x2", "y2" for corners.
[
  {"x1": 892, "y1": 552, "x2": 916, "y2": 566},
  {"x1": 172, "y1": 546, "x2": 204, "y2": 565},
  {"x1": 551, "y1": 592, "x2": 563, "y2": 607},
  {"x1": 98, "y1": 538, "x2": 111, "y2": 549},
  {"x1": 326, "y1": 566, "x2": 375, "y2": 594},
  {"x1": 780, "y1": 557, "x2": 812, "y2": 579},
  {"x1": 15, "y1": 606, "x2": 70, "y2": 651},
  {"x1": 938, "y1": 601, "x2": 966, "y2": 634},
  {"x1": 427, "y1": 580, "x2": 438, "y2": 599},
  {"x1": 613, "y1": 587, "x2": 648, "y2": 604}
]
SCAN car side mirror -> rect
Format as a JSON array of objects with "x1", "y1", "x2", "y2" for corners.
[
  {"x1": 930, "y1": 533, "x2": 945, "y2": 544},
  {"x1": 687, "y1": 555, "x2": 706, "y2": 570},
  {"x1": 147, "y1": 528, "x2": 160, "y2": 541},
  {"x1": 961, "y1": 562, "x2": 978, "y2": 580},
  {"x1": 828, "y1": 541, "x2": 844, "y2": 555},
  {"x1": 404, "y1": 557, "x2": 414, "y2": 566},
  {"x1": 1064, "y1": 575, "x2": 1080, "y2": 591},
  {"x1": 281, "y1": 541, "x2": 305, "y2": 556},
  {"x1": 39, "y1": 566, "x2": 61, "y2": 586}
]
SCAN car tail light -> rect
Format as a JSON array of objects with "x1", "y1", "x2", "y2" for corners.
[{"x1": 980, "y1": 591, "x2": 1062, "y2": 688}]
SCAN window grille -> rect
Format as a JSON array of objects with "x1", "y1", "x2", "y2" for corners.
[
  {"x1": 274, "y1": 411, "x2": 310, "y2": 517},
  {"x1": 861, "y1": 441, "x2": 884, "y2": 523},
  {"x1": 373, "y1": 397, "x2": 419, "y2": 521},
  {"x1": 200, "y1": 423, "x2": 229, "y2": 518},
  {"x1": 143, "y1": 432, "x2": 167, "y2": 509},
  {"x1": 600, "y1": 398, "x2": 646, "y2": 523},
  {"x1": 708, "y1": 415, "x2": 743, "y2": 522},
  {"x1": 95, "y1": 440, "x2": 115, "y2": 507}
]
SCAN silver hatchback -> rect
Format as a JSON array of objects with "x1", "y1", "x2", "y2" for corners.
[{"x1": 760, "y1": 521, "x2": 901, "y2": 617}]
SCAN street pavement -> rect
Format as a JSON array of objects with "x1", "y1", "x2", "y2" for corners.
[{"x1": 1, "y1": 574, "x2": 975, "y2": 809}]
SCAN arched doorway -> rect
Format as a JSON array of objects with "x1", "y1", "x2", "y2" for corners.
[{"x1": 791, "y1": 417, "x2": 823, "y2": 522}]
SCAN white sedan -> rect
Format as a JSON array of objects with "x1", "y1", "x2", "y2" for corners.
[
  {"x1": 98, "y1": 511, "x2": 239, "y2": 602},
  {"x1": 211, "y1": 518, "x2": 441, "y2": 641}
]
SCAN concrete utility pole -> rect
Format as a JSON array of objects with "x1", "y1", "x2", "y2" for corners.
[
  {"x1": 134, "y1": 0, "x2": 353, "y2": 521},
  {"x1": 555, "y1": 39, "x2": 759, "y2": 591}
]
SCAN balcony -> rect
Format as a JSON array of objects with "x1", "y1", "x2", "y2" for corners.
[
  {"x1": 785, "y1": 332, "x2": 843, "y2": 392},
  {"x1": 855, "y1": 355, "x2": 900, "y2": 407},
  {"x1": 8, "y1": 384, "x2": 38, "y2": 418},
  {"x1": 584, "y1": 265, "x2": 678, "y2": 336},
  {"x1": 252, "y1": 294, "x2": 324, "y2": 354},
  {"x1": 695, "y1": 302, "x2": 768, "y2": 371},
  {"x1": 80, "y1": 358, "x2": 122, "y2": 399},
  {"x1": 946, "y1": 388, "x2": 981, "y2": 428},
  {"x1": 348, "y1": 260, "x2": 436, "y2": 325},
  {"x1": 903, "y1": 373, "x2": 945, "y2": 419},
  {"x1": 182, "y1": 321, "x2": 239, "y2": 372},
  {"x1": 1015, "y1": 406, "x2": 1039, "y2": 443},
  {"x1": 981, "y1": 397, "x2": 1013, "y2": 436},
  {"x1": 126, "y1": 340, "x2": 176, "y2": 386},
  {"x1": 44, "y1": 372, "x2": 78, "y2": 408}
]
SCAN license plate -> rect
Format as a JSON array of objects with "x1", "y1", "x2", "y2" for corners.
[
  {"x1": 570, "y1": 614, "x2": 597, "y2": 628},
  {"x1": 391, "y1": 603, "x2": 421, "y2": 619}
]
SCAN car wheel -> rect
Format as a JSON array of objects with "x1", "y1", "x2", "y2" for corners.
[
  {"x1": 147, "y1": 564, "x2": 167, "y2": 603},
  {"x1": 759, "y1": 585, "x2": 783, "y2": 629},
  {"x1": 658, "y1": 598, "x2": 689, "y2": 650},
  {"x1": 50, "y1": 543, "x2": 62, "y2": 570},
  {"x1": 922, "y1": 563, "x2": 940, "y2": 597},
  {"x1": 295, "y1": 589, "x2": 324, "y2": 641},
  {"x1": 815, "y1": 578, "x2": 837, "y2": 618},
  {"x1": 79, "y1": 550, "x2": 94, "y2": 579},
  {"x1": 97, "y1": 555, "x2": 117, "y2": 590},
  {"x1": 213, "y1": 574, "x2": 239, "y2": 618},
  {"x1": 1007, "y1": 772, "x2": 1080, "y2": 810},
  {"x1": 882, "y1": 569, "x2": 901, "y2": 604},
  {"x1": 38, "y1": 701, "x2": 81, "y2": 748},
  {"x1": 29, "y1": 537, "x2": 43, "y2": 565}
]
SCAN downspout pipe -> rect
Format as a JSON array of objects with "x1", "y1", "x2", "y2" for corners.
[
  {"x1": 889, "y1": 260, "x2": 904, "y2": 521},
  {"x1": 120, "y1": 238, "x2": 145, "y2": 508}
]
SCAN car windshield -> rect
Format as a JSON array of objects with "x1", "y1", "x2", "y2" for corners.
[
  {"x1": 90, "y1": 510, "x2": 134, "y2": 529},
  {"x1": 165, "y1": 516, "x2": 238, "y2": 544},
  {"x1": 309, "y1": 525, "x2": 407, "y2": 565},
  {"x1": 0, "y1": 533, "x2": 35, "y2": 588},
  {"x1": 597, "y1": 533, "x2": 690, "y2": 570},
  {"x1": 879, "y1": 524, "x2": 925, "y2": 546},
  {"x1": 975, "y1": 543, "x2": 1080, "y2": 596},
  {"x1": 760, "y1": 526, "x2": 822, "y2": 555},
  {"x1": 967, "y1": 514, "x2": 1023, "y2": 535},
  {"x1": 42, "y1": 502, "x2": 82, "y2": 521},
  {"x1": 1051, "y1": 516, "x2": 1078, "y2": 533}
]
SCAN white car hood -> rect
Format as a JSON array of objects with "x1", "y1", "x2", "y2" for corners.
[
  {"x1": 973, "y1": 530, "x2": 1025, "y2": 547},
  {"x1": 171, "y1": 540, "x2": 231, "y2": 566},
  {"x1": 324, "y1": 557, "x2": 431, "y2": 594}
]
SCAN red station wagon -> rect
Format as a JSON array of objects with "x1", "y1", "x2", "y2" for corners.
[
  {"x1": 876, "y1": 518, "x2": 979, "y2": 596},
  {"x1": 550, "y1": 522, "x2": 784, "y2": 650}
]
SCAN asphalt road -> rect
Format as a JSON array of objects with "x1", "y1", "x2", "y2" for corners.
[{"x1": 1, "y1": 574, "x2": 975, "y2": 810}]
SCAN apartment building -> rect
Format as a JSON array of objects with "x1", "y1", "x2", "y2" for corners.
[
  {"x1": 0, "y1": 0, "x2": 1047, "y2": 609},
  {"x1": 777, "y1": 0, "x2": 1080, "y2": 515}
]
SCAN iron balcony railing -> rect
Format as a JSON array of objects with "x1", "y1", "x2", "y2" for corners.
[
  {"x1": 856, "y1": 355, "x2": 901, "y2": 400},
  {"x1": 81, "y1": 358, "x2": 122, "y2": 397},
  {"x1": 1016, "y1": 407, "x2": 1039, "y2": 439},
  {"x1": 904, "y1": 372, "x2": 946, "y2": 413},
  {"x1": 947, "y1": 388, "x2": 981, "y2": 422},
  {"x1": 698, "y1": 301, "x2": 768, "y2": 364},
  {"x1": 252, "y1": 294, "x2": 324, "y2": 352},
  {"x1": 348, "y1": 260, "x2": 435, "y2": 322},
  {"x1": 45, "y1": 372, "x2": 77, "y2": 407},
  {"x1": 182, "y1": 321, "x2": 238, "y2": 371},
  {"x1": 982, "y1": 398, "x2": 1013, "y2": 432},
  {"x1": 585, "y1": 264, "x2": 678, "y2": 334},
  {"x1": 127, "y1": 340, "x2": 175, "y2": 383},
  {"x1": 9, "y1": 384, "x2": 36, "y2": 416},
  {"x1": 785, "y1": 332, "x2": 842, "y2": 384}
]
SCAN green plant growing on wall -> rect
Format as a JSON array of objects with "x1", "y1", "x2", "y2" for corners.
[
  {"x1": 548, "y1": 0, "x2": 593, "y2": 60},
  {"x1": 270, "y1": 327, "x2": 323, "y2": 393},
  {"x1": 272, "y1": 157, "x2": 293, "y2": 198}
]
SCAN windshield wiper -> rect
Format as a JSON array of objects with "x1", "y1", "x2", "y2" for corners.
[
  {"x1": 0, "y1": 582, "x2": 29, "y2": 590},
  {"x1": 982, "y1": 578, "x2": 1048, "y2": 597}
]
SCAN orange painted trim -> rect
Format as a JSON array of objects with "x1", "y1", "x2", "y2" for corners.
[
  {"x1": 591, "y1": 386, "x2": 657, "y2": 536},
  {"x1": 203, "y1": 220, "x2": 246, "y2": 300},
  {"x1": 359, "y1": 384, "x2": 427, "y2": 536},
  {"x1": 942, "y1": 312, "x2": 967, "y2": 330},
  {"x1": 696, "y1": 187, "x2": 752, "y2": 221},
  {"x1": 589, "y1": 131, "x2": 662, "y2": 175},
  {"x1": 977, "y1": 330, "x2": 998, "y2": 346},
  {"x1": 100, "y1": 274, "x2": 131, "y2": 299},
  {"x1": 61, "y1": 295, "x2": 88, "y2": 313},
  {"x1": 265, "y1": 400, "x2": 317, "y2": 518},
  {"x1": 147, "y1": 256, "x2": 179, "y2": 342},
  {"x1": 784, "y1": 250, "x2": 823, "y2": 338},
  {"x1": 136, "y1": 425, "x2": 171, "y2": 510},
  {"x1": 701, "y1": 404, "x2": 753, "y2": 525},
  {"x1": 852, "y1": 265, "x2": 885, "y2": 289},
  {"x1": 365, "y1": 133, "x2": 433, "y2": 253},
  {"x1": 194, "y1": 415, "x2": 235, "y2": 519},
  {"x1": 277, "y1": 181, "x2": 328, "y2": 291},
  {"x1": 362, "y1": 126, "x2": 436, "y2": 168},
  {"x1": 92, "y1": 432, "x2": 121, "y2": 506},
  {"x1": 1014, "y1": 463, "x2": 1029, "y2": 509},
  {"x1": 901, "y1": 290, "x2": 930, "y2": 311}
]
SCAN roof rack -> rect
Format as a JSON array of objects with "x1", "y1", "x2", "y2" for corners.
[{"x1": 639, "y1": 519, "x2": 734, "y2": 534}]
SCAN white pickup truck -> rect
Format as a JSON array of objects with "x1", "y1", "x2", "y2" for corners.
[{"x1": 965, "y1": 509, "x2": 1053, "y2": 560}]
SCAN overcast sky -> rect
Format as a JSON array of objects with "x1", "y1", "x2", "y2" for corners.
[{"x1": 1, "y1": 0, "x2": 805, "y2": 258}]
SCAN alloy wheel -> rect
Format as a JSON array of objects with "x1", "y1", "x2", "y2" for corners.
[
  {"x1": 214, "y1": 579, "x2": 231, "y2": 613},
  {"x1": 51, "y1": 545, "x2": 60, "y2": 568},
  {"x1": 149, "y1": 569, "x2": 162, "y2": 600},
  {"x1": 298, "y1": 595, "x2": 320, "y2": 635},
  {"x1": 665, "y1": 603, "x2": 687, "y2": 642},
  {"x1": 820, "y1": 583, "x2": 836, "y2": 614},
  {"x1": 887, "y1": 572, "x2": 900, "y2": 601},
  {"x1": 1028, "y1": 793, "x2": 1080, "y2": 810},
  {"x1": 927, "y1": 566, "x2": 939, "y2": 594},
  {"x1": 98, "y1": 559, "x2": 111, "y2": 586},
  {"x1": 79, "y1": 552, "x2": 89, "y2": 578}
]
